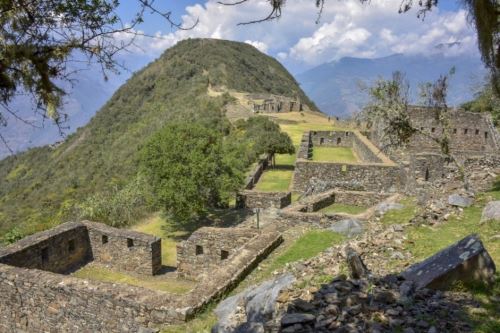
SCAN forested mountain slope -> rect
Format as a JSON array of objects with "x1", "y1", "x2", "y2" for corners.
[{"x1": 0, "y1": 38, "x2": 316, "y2": 235}]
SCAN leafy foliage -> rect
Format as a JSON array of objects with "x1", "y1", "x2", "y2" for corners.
[
  {"x1": 140, "y1": 122, "x2": 241, "y2": 224},
  {"x1": 0, "y1": 38, "x2": 312, "y2": 235}
]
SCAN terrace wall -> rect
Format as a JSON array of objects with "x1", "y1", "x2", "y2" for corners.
[{"x1": 236, "y1": 190, "x2": 292, "y2": 209}]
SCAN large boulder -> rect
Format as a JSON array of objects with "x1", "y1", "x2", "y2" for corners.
[
  {"x1": 448, "y1": 194, "x2": 474, "y2": 208},
  {"x1": 212, "y1": 273, "x2": 295, "y2": 333},
  {"x1": 481, "y1": 201, "x2": 500, "y2": 223},
  {"x1": 402, "y1": 234, "x2": 496, "y2": 290},
  {"x1": 329, "y1": 219, "x2": 363, "y2": 237}
]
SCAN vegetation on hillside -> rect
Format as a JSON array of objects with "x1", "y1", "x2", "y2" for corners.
[{"x1": 0, "y1": 39, "x2": 314, "y2": 240}]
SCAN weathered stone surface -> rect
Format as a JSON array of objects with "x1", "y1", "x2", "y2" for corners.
[
  {"x1": 448, "y1": 194, "x2": 474, "y2": 208},
  {"x1": 236, "y1": 190, "x2": 292, "y2": 209},
  {"x1": 481, "y1": 201, "x2": 500, "y2": 223},
  {"x1": 212, "y1": 273, "x2": 295, "y2": 333},
  {"x1": 401, "y1": 234, "x2": 496, "y2": 290},
  {"x1": 329, "y1": 219, "x2": 363, "y2": 237},
  {"x1": 346, "y1": 248, "x2": 369, "y2": 279},
  {"x1": 281, "y1": 313, "x2": 315, "y2": 326},
  {"x1": 376, "y1": 203, "x2": 404, "y2": 215}
]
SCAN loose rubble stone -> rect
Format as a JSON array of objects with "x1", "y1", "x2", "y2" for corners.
[
  {"x1": 376, "y1": 203, "x2": 404, "y2": 215},
  {"x1": 480, "y1": 201, "x2": 500, "y2": 223},
  {"x1": 401, "y1": 234, "x2": 496, "y2": 290},
  {"x1": 281, "y1": 313, "x2": 316, "y2": 326}
]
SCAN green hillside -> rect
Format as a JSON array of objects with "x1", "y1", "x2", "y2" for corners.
[{"x1": 0, "y1": 38, "x2": 317, "y2": 236}]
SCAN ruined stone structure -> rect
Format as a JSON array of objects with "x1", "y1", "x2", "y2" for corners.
[
  {"x1": 293, "y1": 131, "x2": 402, "y2": 193},
  {"x1": 236, "y1": 190, "x2": 292, "y2": 209},
  {"x1": 237, "y1": 153, "x2": 292, "y2": 209},
  {"x1": 177, "y1": 227, "x2": 260, "y2": 280},
  {"x1": 0, "y1": 221, "x2": 282, "y2": 332},
  {"x1": 247, "y1": 93, "x2": 306, "y2": 113},
  {"x1": 371, "y1": 107, "x2": 500, "y2": 155}
]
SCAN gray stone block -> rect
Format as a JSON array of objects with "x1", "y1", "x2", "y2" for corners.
[
  {"x1": 402, "y1": 234, "x2": 496, "y2": 290},
  {"x1": 481, "y1": 201, "x2": 500, "y2": 223}
]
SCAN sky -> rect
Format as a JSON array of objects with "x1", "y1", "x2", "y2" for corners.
[{"x1": 110, "y1": 0, "x2": 480, "y2": 75}]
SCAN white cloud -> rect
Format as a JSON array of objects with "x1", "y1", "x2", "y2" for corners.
[
  {"x1": 118, "y1": 0, "x2": 479, "y2": 70},
  {"x1": 244, "y1": 40, "x2": 268, "y2": 53}
]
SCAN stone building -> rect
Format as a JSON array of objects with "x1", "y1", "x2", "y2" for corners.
[
  {"x1": 248, "y1": 93, "x2": 305, "y2": 113},
  {"x1": 293, "y1": 130, "x2": 402, "y2": 193}
]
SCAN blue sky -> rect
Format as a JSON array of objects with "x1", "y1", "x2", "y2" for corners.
[{"x1": 111, "y1": 0, "x2": 479, "y2": 75}]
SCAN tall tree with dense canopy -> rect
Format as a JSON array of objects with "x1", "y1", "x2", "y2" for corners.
[{"x1": 140, "y1": 122, "x2": 241, "y2": 224}]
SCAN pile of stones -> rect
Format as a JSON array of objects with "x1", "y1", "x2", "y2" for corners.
[{"x1": 276, "y1": 274, "x2": 478, "y2": 333}]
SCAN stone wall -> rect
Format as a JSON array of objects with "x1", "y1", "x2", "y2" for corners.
[
  {"x1": 409, "y1": 153, "x2": 448, "y2": 182},
  {"x1": 310, "y1": 130, "x2": 354, "y2": 147},
  {"x1": 176, "y1": 227, "x2": 259, "y2": 280},
  {"x1": 0, "y1": 221, "x2": 283, "y2": 332},
  {"x1": 297, "y1": 132, "x2": 311, "y2": 159},
  {"x1": 352, "y1": 134, "x2": 384, "y2": 163},
  {"x1": 0, "y1": 222, "x2": 92, "y2": 274},
  {"x1": 243, "y1": 154, "x2": 272, "y2": 190},
  {"x1": 293, "y1": 160, "x2": 403, "y2": 193},
  {"x1": 236, "y1": 190, "x2": 292, "y2": 209},
  {"x1": 84, "y1": 221, "x2": 162, "y2": 276},
  {"x1": 371, "y1": 107, "x2": 500, "y2": 154}
]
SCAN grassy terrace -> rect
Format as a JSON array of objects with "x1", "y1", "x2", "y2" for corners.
[
  {"x1": 312, "y1": 147, "x2": 359, "y2": 163},
  {"x1": 319, "y1": 203, "x2": 368, "y2": 215},
  {"x1": 254, "y1": 111, "x2": 349, "y2": 192}
]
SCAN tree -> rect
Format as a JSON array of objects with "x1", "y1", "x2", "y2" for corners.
[
  {"x1": 237, "y1": 116, "x2": 295, "y2": 166},
  {"x1": 0, "y1": 0, "x2": 195, "y2": 148},
  {"x1": 461, "y1": 82, "x2": 500, "y2": 126},
  {"x1": 140, "y1": 122, "x2": 241, "y2": 224}
]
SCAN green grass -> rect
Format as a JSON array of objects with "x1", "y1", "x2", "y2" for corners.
[
  {"x1": 267, "y1": 230, "x2": 344, "y2": 273},
  {"x1": 132, "y1": 214, "x2": 188, "y2": 267},
  {"x1": 320, "y1": 203, "x2": 367, "y2": 215},
  {"x1": 401, "y1": 187, "x2": 500, "y2": 333},
  {"x1": 380, "y1": 197, "x2": 418, "y2": 226},
  {"x1": 312, "y1": 147, "x2": 358, "y2": 163},
  {"x1": 254, "y1": 169, "x2": 293, "y2": 192},
  {"x1": 73, "y1": 265, "x2": 195, "y2": 294}
]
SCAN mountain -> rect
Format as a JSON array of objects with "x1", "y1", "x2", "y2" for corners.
[
  {"x1": 0, "y1": 38, "x2": 316, "y2": 235},
  {"x1": 296, "y1": 52, "x2": 488, "y2": 118}
]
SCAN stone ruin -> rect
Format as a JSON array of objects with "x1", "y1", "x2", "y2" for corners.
[
  {"x1": 247, "y1": 93, "x2": 306, "y2": 113},
  {"x1": 0, "y1": 220, "x2": 282, "y2": 332},
  {"x1": 293, "y1": 130, "x2": 402, "y2": 194}
]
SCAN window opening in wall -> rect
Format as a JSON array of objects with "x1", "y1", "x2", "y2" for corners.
[
  {"x1": 453, "y1": 128, "x2": 457, "y2": 134},
  {"x1": 431, "y1": 128, "x2": 435, "y2": 133},
  {"x1": 196, "y1": 245, "x2": 203, "y2": 255},
  {"x1": 485, "y1": 132, "x2": 488, "y2": 139},
  {"x1": 345, "y1": 132, "x2": 349, "y2": 136},
  {"x1": 475, "y1": 129, "x2": 479, "y2": 135},
  {"x1": 320, "y1": 138, "x2": 324, "y2": 145},
  {"x1": 68, "y1": 239, "x2": 75, "y2": 253},
  {"x1": 221, "y1": 250, "x2": 229, "y2": 260},
  {"x1": 337, "y1": 137, "x2": 342, "y2": 145},
  {"x1": 464, "y1": 128, "x2": 468, "y2": 134},
  {"x1": 102, "y1": 235, "x2": 108, "y2": 244},
  {"x1": 425, "y1": 168, "x2": 430, "y2": 181},
  {"x1": 41, "y1": 247, "x2": 49, "y2": 264},
  {"x1": 127, "y1": 238, "x2": 134, "y2": 248},
  {"x1": 420, "y1": 127, "x2": 424, "y2": 131}
]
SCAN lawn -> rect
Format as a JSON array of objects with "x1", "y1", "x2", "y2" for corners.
[
  {"x1": 254, "y1": 168, "x2": 293, "y2": 192},
  {"x1": 132, "y1": 213, "x2": 188, "y2": 267},
  {"x1": 73, "y1": 265, "x2": 195, "y2": 294},
  {"x1": 380, "y1": 197, "x2": 418, "y2": 226},
  {"x1": 320, "y1": 203, "x2": 368, "y2": 215},
  {"x1": 312, "y1": 147, "x2": 359, "y2": 163}
]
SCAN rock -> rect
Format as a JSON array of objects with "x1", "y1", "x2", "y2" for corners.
[
  {"x1": 448, "y1": 194, "x2": 473, "y2": 208},
  {"x1": 480, "y1": 201, "x2": 500, "y2": 223},
  {"x1": 281, "y1": 313, "x2": 315, "y2": 326},
  {"x1": 212, "y1": 273, "x2": 295, "y2": 333},
  {"x1": 346, "y1": 247, "x2": 370, "y2": 279},
  {"x1": 391, "y1": 252, "x2": 405, "y2": 260},
  {"x1": 376, "y1": 203, "x2": 404, "y2": 215},
  {"x1": 401, "y1": 234, "x2": 496, "y2": 290},
  {"x1": 329, "y1": 219, "x2": 363, "y2": 237}
]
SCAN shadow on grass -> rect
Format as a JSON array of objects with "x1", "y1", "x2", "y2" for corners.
[{"x1": 267, "y1": 164, "x2": 295, "y2": 171}]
